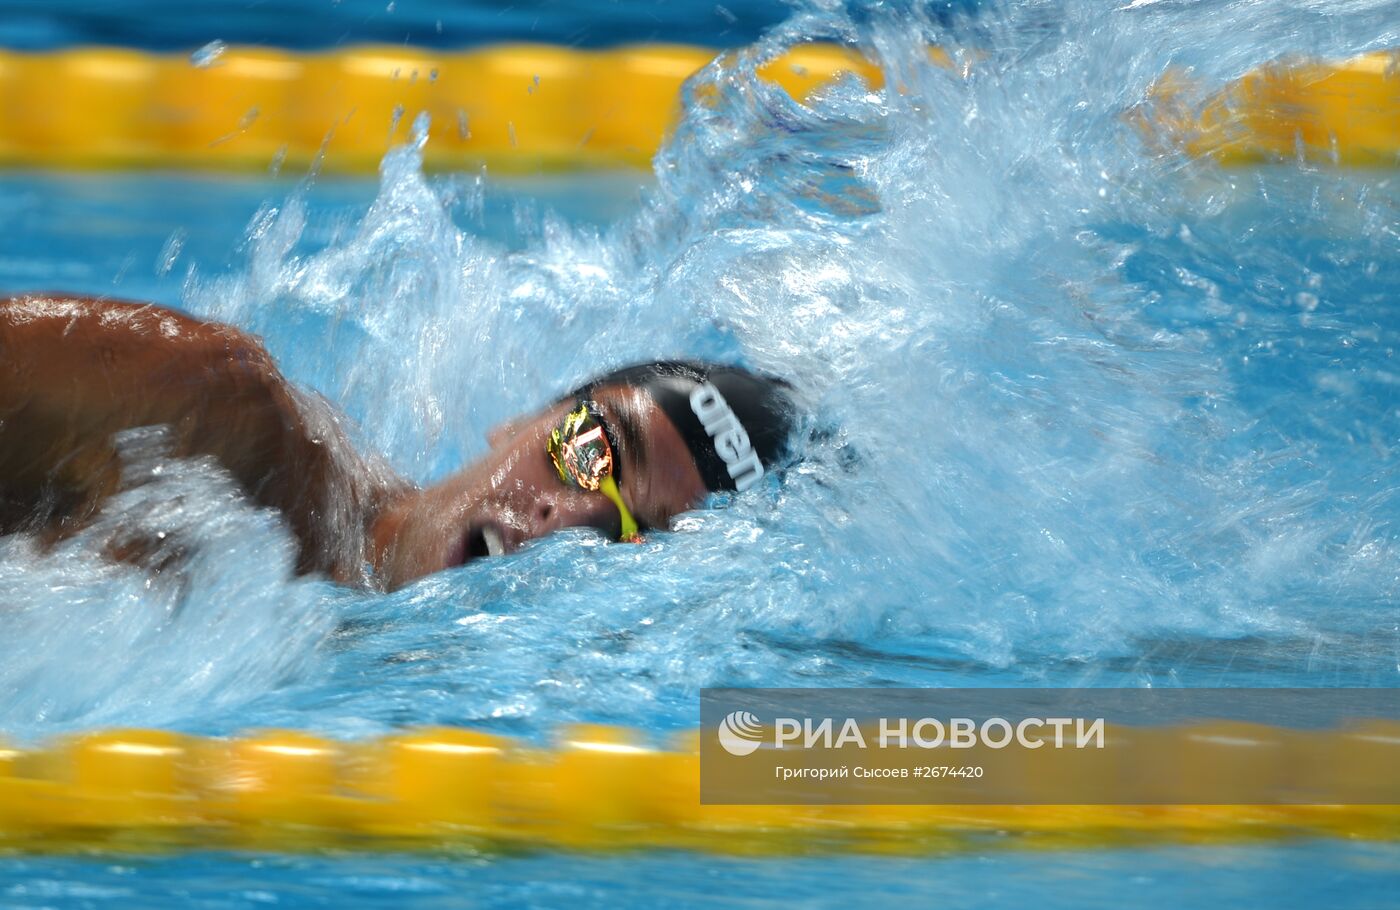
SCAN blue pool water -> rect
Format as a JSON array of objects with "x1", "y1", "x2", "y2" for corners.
[
  {"x1": 2, "y1": 0, "x2": 1400, "y2": 906},
  {"x1": 0, "y1": 0, "x2": 796, "y2": 51},
  {"x1": 4, "y1": 842, "x2": 1400, "y2": 909}
]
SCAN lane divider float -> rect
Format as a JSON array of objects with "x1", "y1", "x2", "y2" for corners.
[
  {"x1": 0, "y1": 45, "x2": 1393, "y2": 173},
  {"x1": 0, "y1": 722, "x2": 1396, "y2": 852},
  {"x1": 0, "y1": 43, "x2": 878, "y2": 173}
]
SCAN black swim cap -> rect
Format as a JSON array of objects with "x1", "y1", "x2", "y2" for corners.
[{"x1": 568, "y1": 361, "x2": 798, "y2": 493}]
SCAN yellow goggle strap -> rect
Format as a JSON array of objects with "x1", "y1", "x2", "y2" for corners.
[{"x1": 599, "y1": 475, "x2": 641, "y2": 543}]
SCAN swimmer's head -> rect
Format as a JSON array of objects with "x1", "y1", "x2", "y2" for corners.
[
  {"x1": 371, "y1": 360, "x2": 800, "y2": 589},
  {"x1": 565, "y1": 361, "x2": 798, "y2": 495}
]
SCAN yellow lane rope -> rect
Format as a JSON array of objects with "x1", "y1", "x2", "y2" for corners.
[
  {"x1": 1147, "y1": 50, "x2": 1400, "y2": 166},
  {"x1": 0, "y1": 44, "x2": 1393, "y2": 173},
  {"x1": 0, "y1": 43, "x2": 877, "y2": 173},
  {"x1": 0, "y1": 723, "x2": 1396, "y2": 852}
]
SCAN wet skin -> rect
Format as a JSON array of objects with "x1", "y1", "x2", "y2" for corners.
[{"x1": 0, "y1": 294, "x2": 707, "y2": 590}]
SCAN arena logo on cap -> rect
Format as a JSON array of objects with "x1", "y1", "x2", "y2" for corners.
[{"x1": 689, "y1": 382, "x2": 764, "y2": 491}]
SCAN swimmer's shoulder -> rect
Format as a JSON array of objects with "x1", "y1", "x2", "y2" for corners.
[
  {"x1": 1, "y1": 292, "x2": 252, "y2": 347},
  {"x1": 1, "y1": 293, "x2": 280, "y2": 399}
]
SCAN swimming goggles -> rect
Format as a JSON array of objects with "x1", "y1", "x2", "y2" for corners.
[{"x1": 546, "y1": 401, "x2": 642, "y2": 543}]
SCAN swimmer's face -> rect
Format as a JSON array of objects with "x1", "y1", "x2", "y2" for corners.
[{"x1": 371, "y1": 383, "x2": 708, "y2": 590}]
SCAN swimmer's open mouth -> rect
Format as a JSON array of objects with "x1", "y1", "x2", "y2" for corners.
[{"x1": 459, "y1": 523, "x2": 507, "y2": 564}]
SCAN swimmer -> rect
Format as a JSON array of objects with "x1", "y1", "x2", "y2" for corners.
[{"x1": 0, "y1": 294, "x2": 797, "y2": 590}]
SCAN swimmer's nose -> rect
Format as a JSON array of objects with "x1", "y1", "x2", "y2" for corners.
[{"x1": 530, "y1": 490, "x2": 623, "y2": 541}]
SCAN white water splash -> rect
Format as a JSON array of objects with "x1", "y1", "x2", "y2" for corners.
[
  {"x1": 4, "y1": 0, "x2": 1398, "y2": 738},
  {"x1": 190, "y1": 39, "x2": 227, "y2": 69}
]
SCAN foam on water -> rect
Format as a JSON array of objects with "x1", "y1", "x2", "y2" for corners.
[
  {"x1": 0, "y1": 429, "x2": 335, "y2": 733},
  {"x1": 1, "y1": 0, "x2": 1397, "y2": 738}
]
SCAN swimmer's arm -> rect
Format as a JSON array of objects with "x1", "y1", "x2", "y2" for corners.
[{"x1": 0, "y1": 294, "x2": 353, "y2": 576}]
